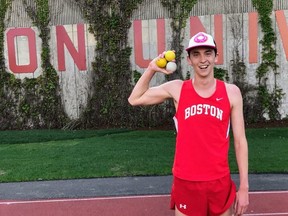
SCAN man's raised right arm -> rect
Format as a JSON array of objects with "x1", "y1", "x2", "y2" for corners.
[{"x1": 128, "y1": 57, "x2": 174, "y2": 106}]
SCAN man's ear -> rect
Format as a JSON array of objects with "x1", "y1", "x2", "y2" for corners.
[
  {"x1": 187, "y1": 55, "x2": 192, "y2": 65},
  {"x1": 214, "y1": 53, "x2": 219, "y2": 63}
]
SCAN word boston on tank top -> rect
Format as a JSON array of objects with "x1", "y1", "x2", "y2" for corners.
[{"x1": 173, "y1": 79, "x2": 231, "y2": 181}]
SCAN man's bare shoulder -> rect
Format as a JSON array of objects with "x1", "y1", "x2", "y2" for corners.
[
  {"x1": 225, "y1": 82, "x2": 241, "y2": 94},
  {"x1": 161, "y1": 79, "x2": 184, "y2": 102},
  {"x1": 168, "y1": 79, "x2": 184, "y2": 85},
  {"x1": 224, "y1": 82, "x2": 242, "y2": 106},
  {"x1": 163, "y1": 79, "x2": 184, "y2": 89}
]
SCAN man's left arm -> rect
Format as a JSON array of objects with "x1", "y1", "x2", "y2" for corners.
[{"x1": 228, "y1": 84, "x2": 249, "y2": 215}]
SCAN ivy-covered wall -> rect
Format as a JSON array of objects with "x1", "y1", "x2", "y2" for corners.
[
  {"x1": 0, "y1": 0, "x2": 287, "y2": 130},
  {"x1": 252, "y1": 0, "x2": 284, "y2": 121},
  {"x1": 0, "y1": 0, "x2": 66, "y2": 129}
]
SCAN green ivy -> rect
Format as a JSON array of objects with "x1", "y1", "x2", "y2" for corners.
[
  {"x1": 252, "y1": 0, "x2": 284, "y2": 120},
  {"x1": 230, "y1": 48, "x2": 260, "y2": 123},
  {"x1": 214, "y1": 67, "x2": 229, "y2": 81},
  {"x1": 0, "y1": 0, "x2": 11, "y2": 70},
  {"x1": 0, "y1": 0, "x2": 12, "y2": 71},
  {"x1": 22, "y1": 0, "x2": 67, "y2": 128},
  {"x1": 0, "y1": 0, "x2": 18, "y2": 129},
  {"x1": 161, "y1": 0, "x2": 198, "y2": 81},
  {"x1": 0, "y1": 0, "x2": 66, "y2": 129},
  {"x1": 76, "y1": 0, "x2": 145, "y2": 128}
]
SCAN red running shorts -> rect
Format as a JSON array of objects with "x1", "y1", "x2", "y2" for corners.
[{"x1": 170, "y1": 174, "x2": 236, "y2": 216}]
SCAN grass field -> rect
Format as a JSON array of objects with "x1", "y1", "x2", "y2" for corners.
[{"x1": 0, "y1": 127, "x2": 287, "y2": 183}]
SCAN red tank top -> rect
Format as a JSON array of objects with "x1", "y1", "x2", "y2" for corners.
[{"x1": 173, "y1": 79, "x2": 231, "y2": 181}]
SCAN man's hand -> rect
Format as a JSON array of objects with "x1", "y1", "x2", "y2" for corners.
[
  {"x1": 149, "y1": 53, "x2": 175, "y2": 75},
  {"x1": 234, "y1": 188, "x2": 249, "y2": 215}
]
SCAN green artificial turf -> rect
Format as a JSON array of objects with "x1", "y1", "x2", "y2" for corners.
[{"x1": 0, "y1": 127, "x2": 287, "y2": 183}]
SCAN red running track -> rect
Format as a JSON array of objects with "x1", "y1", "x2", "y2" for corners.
[{"x1": 0, "y1": 191, "x2": 287, "y2": 216}]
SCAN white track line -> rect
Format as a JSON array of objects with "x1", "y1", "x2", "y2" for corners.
[
  {"x1": 245, "y1": 213, "x2": 288, "y2": 216},
  {"x1": 249, "y1": 190, "x2": 288, "y2": 194},
  {"x1": 0, "y1": 194, "x2": 170, "y2": 205},
  {"x1": 0, "y1": 191, "x2": 287, "y2": 206}
]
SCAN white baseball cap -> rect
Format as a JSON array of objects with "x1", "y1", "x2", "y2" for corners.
[{"x1": 186, "y1": 32, "x2": 217, "y2": 52}]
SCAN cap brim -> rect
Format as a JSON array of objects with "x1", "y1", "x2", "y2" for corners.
[{"x1": 186, "y1": 45, "x2": 217, "y2": 52}]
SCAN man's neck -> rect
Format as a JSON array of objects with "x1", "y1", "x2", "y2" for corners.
[
  {"x1": 192, "y1": 76, "x2": 216, "y2": 98},
  {"x1": 193, "y1": 75, "x2": 215, "y2": 89}
]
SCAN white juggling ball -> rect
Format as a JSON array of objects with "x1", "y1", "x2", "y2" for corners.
[{"x1": 166, "y1": 61, "x2": 177, "y2": 73}]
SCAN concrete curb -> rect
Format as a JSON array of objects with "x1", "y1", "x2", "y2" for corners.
[{"x1": 0, "y1": 174, "x2": 287, "y2": 200}]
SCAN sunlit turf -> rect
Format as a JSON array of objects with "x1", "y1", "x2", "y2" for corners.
[{"x1": 0, "y1": 127, "x2": 287, "y2": 183}]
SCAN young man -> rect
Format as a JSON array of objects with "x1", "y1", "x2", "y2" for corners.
[{"x1": 128, "y1": 32, "x2": 249, "y2": 216}]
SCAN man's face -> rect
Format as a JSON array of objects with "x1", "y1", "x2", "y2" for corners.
[{"x1": 187, "y1": 47, "x2": 218, "y2": 77}]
